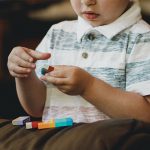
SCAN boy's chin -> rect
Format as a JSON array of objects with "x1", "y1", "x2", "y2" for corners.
[{"x1": 87, "y1": 21, "x2": 105, "y2": 27}]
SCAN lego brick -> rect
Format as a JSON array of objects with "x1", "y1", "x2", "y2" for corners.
[
  {"x1": 66, "y1": 118, "x2": 73, "y2": 126},
  {"x1": 41, "y1": 66, "x2": 54, "y2": 75},
  {"x1": 26, "y1": 121, "x2": 39, "y2": 129},
  {"x1": 38, "y1": 118, "x2": 73, "y2": 129},
  {"x1": 55, "y1": 118, "x2": 73, "y2": 127},
  {"x1": 32, "y1": 121, "x2": 39, "y2": 128},
  {"x1": 49, "y1": 119, "x2": 55, "y2": 128},
  {"x1": 55, "y1": 118, "x2": 68, "y2": 127},
  {"x1": 12, "y1": 116, "x2": 30, "y2": 126},
  {"x1": 26, "y1": 122, "x2": 32, "y2": 129},
  {"x1": 38, "y1": 122, "x2": 51, "y2": 129}
]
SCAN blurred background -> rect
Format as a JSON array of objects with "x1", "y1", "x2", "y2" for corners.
[{"x1": 0, "y1": 0, "x2": 149, "y2": 119}]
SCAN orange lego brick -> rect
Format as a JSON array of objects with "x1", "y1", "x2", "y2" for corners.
[{"x1": 38, "y1": 122, "x2": 50, "y2": 129}]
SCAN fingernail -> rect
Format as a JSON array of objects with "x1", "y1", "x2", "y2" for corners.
[{"x1": 32, "y1": 64, "x2": 35, "y2": 68}]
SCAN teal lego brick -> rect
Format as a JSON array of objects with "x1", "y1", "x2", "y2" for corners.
[{"x1": 55, "y1": 118, "x2": 73, "y2": 127}]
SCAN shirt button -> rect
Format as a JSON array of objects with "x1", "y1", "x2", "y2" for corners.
[
  {"x1": 82, "y1": 52, "x2": 88, "y2": 59},
  {"x1": 87, "y1": 33, "x2": 95, "y2": 40}
]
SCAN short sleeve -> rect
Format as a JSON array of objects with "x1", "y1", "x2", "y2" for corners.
[{"x1": 126, "y1": 32, "x2": 150, "y2": 96}]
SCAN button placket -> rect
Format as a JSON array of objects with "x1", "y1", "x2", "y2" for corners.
[
  {"x1": 80, "y1": 33, "x2": 96, "y2": 60},
  {"x1": 87, "y1": 33, "x2": 96, "y2": 41}
]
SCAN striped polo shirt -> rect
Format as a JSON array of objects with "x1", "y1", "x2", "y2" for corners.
[{"x1": 35, "y1": 2, "x2": 150, "y2": 123}]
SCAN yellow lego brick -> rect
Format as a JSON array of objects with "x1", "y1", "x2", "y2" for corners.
[{"x1": 49, "y1": 119, "x2": 55, "y2": 128}]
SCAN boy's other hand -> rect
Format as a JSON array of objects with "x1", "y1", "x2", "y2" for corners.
[
  {"x1": 40, "y1": 65, "x2": 94, "y2": 96},
  {"x1": 7, "y1": 46, "x2": 50, "y2": 78}
]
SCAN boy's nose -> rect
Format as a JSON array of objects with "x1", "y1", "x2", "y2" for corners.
[{"x1": 81, "y1": 0, "x2": 96, "y2": 6}]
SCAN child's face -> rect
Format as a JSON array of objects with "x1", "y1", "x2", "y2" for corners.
[{"x1": 70, "y1": 0, "x2": 130, "y2": 27}]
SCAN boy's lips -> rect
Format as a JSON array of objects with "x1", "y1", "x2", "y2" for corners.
[{"x1": 82, "y1": 11, "x2": 99, "y2": 20}]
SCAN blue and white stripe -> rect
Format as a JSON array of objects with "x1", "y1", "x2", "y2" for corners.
[{"x1": 35, "y1": 2, "x2": 150, "y2": 123}]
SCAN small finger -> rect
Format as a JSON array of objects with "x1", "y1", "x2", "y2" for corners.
[
  {"x1": 11, "y1": 65, "x2": 32, "y2": 74},
  {"x1": 10, "y1": 71, "x2": 29, "y2": 78}
]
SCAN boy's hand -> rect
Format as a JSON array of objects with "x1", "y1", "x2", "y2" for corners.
[
  {"x1": 40, "y1": 65, "x2": 94, "y2": 96},
  {"x1": 7, "y1": 46, "x2": 50, "y2": 78}
]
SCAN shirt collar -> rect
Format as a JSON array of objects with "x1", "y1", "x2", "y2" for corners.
[{"x1": 77, "y1": 2, "x2": 142, "y2": 42}]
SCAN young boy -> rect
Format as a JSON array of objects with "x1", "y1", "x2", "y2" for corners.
[{"x1": 7, "y1": 0, "x2": 150, "y2": 123}]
